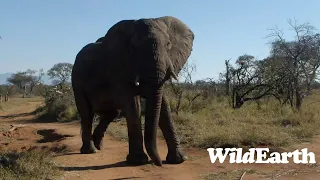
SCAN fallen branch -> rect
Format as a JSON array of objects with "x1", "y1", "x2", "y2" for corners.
[
  {"x1": 239, "y1": 171, "x2": 246, "y2": 180},
  {"x1": 8, "y1": 124, "x2": 27, "y2": 132}
]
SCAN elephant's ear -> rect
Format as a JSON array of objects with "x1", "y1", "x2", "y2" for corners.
[
  {"x1": 103, "y1": 20, "x2": 136, "y2": 52},
  {"x1": 159, "y1": 16, "x2": 195, "y2": 77}
]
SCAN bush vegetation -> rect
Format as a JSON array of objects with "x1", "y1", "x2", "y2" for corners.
[
  {"x1": 106, "y1": 86, "x2": 320, "y2": 150},
  {"x1": 35, "y1": 84, "x2": 79, "y2": 122},
  {"x1": 0, "y1": 149, "x2": 62, "y2": 180}
]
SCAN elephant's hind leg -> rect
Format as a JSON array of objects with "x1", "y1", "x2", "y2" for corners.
[
  {"x1": 74, "y1": 89, "x2": 97, "y2": 154},
  {"x1": 159, "y1": 94, "x2": 187, "y2": 164},
  {"x1": 92, "y1": 111, "x2": 118, "y2": 150}
]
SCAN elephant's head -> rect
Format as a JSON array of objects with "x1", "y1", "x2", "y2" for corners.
[{"x1": 102, "y1": 16, "x2": 194, "y2": 166}]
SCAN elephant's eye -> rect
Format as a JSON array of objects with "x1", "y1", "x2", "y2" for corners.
[{"x1": 166, "y1": 41, "x2": 172, "y2": 50}]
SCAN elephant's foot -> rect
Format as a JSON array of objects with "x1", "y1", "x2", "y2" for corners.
[
  {"x1": 92, "y1": 134, "x2": 104, "y2": 150},
  {"x1": 126, "y1": 152, "x2": 149, "y2": 165},
  {"x1": 166, "y1": 148, "x2": 188, "y2": 164},
  {"x1": 80, "y1": 141, "x2": 98, "y2": 154}
]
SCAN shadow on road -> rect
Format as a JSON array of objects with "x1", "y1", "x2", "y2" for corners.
[
  {"x1": 61, "y1": 159, "x2": 185, "y2": 172},
  {"x1": 0, "y1": 112, "x2": 36, "y2": 119},
  {"x1": 1, "y1": 109, "x2": 75, "y2": 124},
  {"x1": 61, "y1": 160, "x2": 150, "y2": 171},
  {"x1": 37, "y1": 129, "x2": 74, "y2": 143},
  {"x1": 108, "y1": 177, "x2": 143, "y2": 180}
]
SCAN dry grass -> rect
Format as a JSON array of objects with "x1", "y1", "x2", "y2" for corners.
[
  {"x1": 107, "y1": 90, "x2": 320, "y2": 151},
  {"x1": 261, "y1": 164, "x2": 320, "y2": 179},
  {"x1": 173, "y1": 92, "x2": 320, "y2": 149},
  {"x1": 0, "y1": 149, "x2": 63, "y2": 180},
  {"x1": 107, "y1": 119, "x2": 130, "y2": 141},
  {"x1": 0, "y1": 96, "x2": 43, "y2": 111},
  {"x1": 200, "y1": 164, "x2": 320, "y2": 180},
  {"x1": 200, "y1": 168, "x2": 260, "y2": 180}
]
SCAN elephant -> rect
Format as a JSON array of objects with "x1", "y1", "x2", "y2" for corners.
[{"x1": 71, "y1": 16, "x2": 194, "y2": 166}]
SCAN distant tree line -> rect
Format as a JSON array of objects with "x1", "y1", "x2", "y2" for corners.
[{"x1": 1, "y1": 63, "x2": 73, "y2": 98}]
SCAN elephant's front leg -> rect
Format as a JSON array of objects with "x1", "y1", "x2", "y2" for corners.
[
  {"x1": 159, "y1": 94, "x2": 187, "y2": 164},
  {"x1": 92, "y1": 111, "x2": 117, "y2": 150},
  {"x1": 125, "y1": 96, "x2": 149, "y2": 165}
]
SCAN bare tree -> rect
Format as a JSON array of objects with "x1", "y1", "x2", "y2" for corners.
[
  {"x1": 26, "y1": 69, "x2": 45, "y2": 94},
  {"x1": 267, "y1": 19, "x2": 320, "y2": 110},
  {"x1": 224, "y1": 59, "x2": 231, "y2": 96},
  {"x1": 224, "y1": 55, "x2": 282, "y2": 108},
  {"x1": 222, "y1": 20, "x2": 320, "y2": 110},
  {"x1": 169, "y1": 60, "x2": 200, "y2": 114}
]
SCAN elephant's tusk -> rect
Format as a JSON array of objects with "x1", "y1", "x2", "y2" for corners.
[
  {"x1": 135, "y1": 76, "x2": 140, "y2": 86},
  {"x1": 167, "y1": 59, "x2": 178, "y2": 81},
  {"x1": 170, "y1": 71, "x2": 178, "y2": 81}
]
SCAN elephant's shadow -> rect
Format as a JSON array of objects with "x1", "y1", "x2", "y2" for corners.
[
  {"x1": 60, "y1": 158, "x2": 171, "y2": 171},
  {"x1": 60, "y1": 160, "x2": 135, "y2": 171}
]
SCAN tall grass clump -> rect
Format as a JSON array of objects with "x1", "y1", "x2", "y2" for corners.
[{"x1": 0, "y1": 149, "x2": 63, "y2": 180}]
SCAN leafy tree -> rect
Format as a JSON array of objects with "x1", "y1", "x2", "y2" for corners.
[
  {"x1": 7, "y1": 72, "x2": 32, "y2": 90},
  {"x1": 25, "y1": 69, "x2": 45, "y2": 93},
  {"x1": 47, "y1": 63, "x2": 73, "y2": 85},
  {"x1": 7, "y1": 69, "x2": 44, "y2": 97}
]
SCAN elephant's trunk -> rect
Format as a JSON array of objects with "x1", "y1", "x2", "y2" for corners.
[{"x1": 144, "y1": 86, "x2": 163, "y2": 166}]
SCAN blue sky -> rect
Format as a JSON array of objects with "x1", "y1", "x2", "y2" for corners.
[{"x1": 1, "y1": 0, "x2": 319, "y2": 81}]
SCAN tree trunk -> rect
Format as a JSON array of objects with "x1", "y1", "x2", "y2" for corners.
[
  {"x1": 295, "y1": 90, "x2": 302, "y2": 110},
  {"x1": 23, "y1": 85, "x2": 27, "y2": 98},
  {"x1": 175, "y1": 91, "x2": 182, "y2": 115},
  {"x1": 225, "y1": 60, "x2": 230, "y2": 96}
]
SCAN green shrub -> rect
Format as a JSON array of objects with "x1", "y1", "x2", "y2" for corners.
[{"x1": 37, "y1": 85, "x2": 79, "y2": 122}]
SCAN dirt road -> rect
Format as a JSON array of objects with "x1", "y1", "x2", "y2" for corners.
[{"x1": 1, "y1": 100, "x2": 320, "y2": 180}]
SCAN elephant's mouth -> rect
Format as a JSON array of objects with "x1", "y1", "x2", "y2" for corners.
[{"x1": 132, "y1": 75, "x2": 165, "y2": 99}]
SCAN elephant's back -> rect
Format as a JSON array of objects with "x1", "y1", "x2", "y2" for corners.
[
  {"x1": 72, "y1": 42, "x2": 104, "y2": 83},
  {"x1": 75, "y1": 42, "x2": 103, "y2": 65}
]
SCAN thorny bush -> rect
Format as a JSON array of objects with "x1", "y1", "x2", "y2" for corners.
[{"x1": 40, "y1": 84, "x2": 79, "y2": 122}]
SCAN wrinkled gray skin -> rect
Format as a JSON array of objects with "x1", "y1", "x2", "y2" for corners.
[{"x1": 71, "y1": 16, "x2": 194, "y2": 166}]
